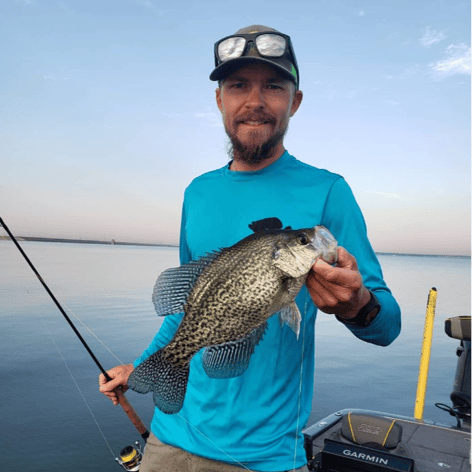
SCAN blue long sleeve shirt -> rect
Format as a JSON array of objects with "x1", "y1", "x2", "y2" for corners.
[{"x1": 135, "y1": 151, "x2": 401, "y2": 471}]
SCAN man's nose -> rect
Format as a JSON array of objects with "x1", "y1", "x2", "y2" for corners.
[{"x1": 245, "y1": 85, "x2": 265, "y2": 109}]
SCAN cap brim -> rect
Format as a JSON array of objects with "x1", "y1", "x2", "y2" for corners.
[{"x1": 210, "y1": 57, "x2": 296, "y2": 84}]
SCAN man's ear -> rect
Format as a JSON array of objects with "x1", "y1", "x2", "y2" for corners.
[
  {"x1": 216, "y1": 87, "x2": 223, "y2": 113},
  {"x1": 290, "y1": 90, "x2": 303, "y2": 117}
]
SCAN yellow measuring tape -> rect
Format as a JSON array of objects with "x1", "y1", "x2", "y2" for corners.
[{"x1": 414, "y1": 287, "x2": 438, "y2": 420}]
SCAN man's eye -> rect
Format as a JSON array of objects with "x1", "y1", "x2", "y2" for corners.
[{"x1": 267, "y1": 84, "x2": 285, "y2": 91}]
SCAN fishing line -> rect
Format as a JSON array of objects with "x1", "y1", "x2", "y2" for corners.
[
  {"x1": 292, "y1": 290, "x2": 309, "y2": 471},
  {"x1": 59, "y1": 298, "x2": 125, "y2": 366},
  {"x1": 39, "y1": 313, "x2": 116, "y2": 460}
]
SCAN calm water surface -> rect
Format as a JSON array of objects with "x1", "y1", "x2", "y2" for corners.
[{"x1": 1, "y1": 241, "x2": 470, "y2": 471}]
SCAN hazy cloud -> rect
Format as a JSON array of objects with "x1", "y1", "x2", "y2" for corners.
[
  {"x1": 382, "y1": 99, "x2": 400, "y2": 107},
  {"x1": 135, "y1": 0, "x2": 153, "y2": 7},
  {"x1": 429, "y1": 43, "x2": 471, "y2": 77},
  {"x1": 134, "y1": 0, "x2": 166, "y2": 17},
  {"x1": 320, "y1": 87, "x2": 359, "y2": 100},
  {"x1": 420, "y1": 27, "x2": 446, "y2": 47},
  {"x1": 161, "y1": 112, "x2": 184, "y2": 118},
  {"x1": 385, "y1": 64, "x2": 420, "y2": 80},
  {"x1": 362, "y1": 189, "x2": 401, "y2": 199},
  {"x1": 357, "y1": 10, "x2": 365, "y2": 17},
  {"x1": 42, "y1": 75, "x2": 69, "y2": 81},
  {"x1": 194, "y1": 112, "x2": 223, "y2": 128},
  {"x1": 160, "y1": 111, "x2": 223, "y2": 127}
]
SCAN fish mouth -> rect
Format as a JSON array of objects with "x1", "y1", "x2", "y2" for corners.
[{"x1": 314, "y1": 226, "x2": 338, "y2": 264}]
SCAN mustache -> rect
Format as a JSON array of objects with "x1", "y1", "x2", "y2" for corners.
[{"x1": 235, "y1": 112, "x2": 276, "y2": 124}]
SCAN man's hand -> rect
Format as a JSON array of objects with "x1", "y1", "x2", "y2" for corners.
[
  {"x1": 307, "y1": 247, "x2": 371, "y2": 320},
  {"x1": 99, "y1": 363, "x2": 134, "y2": 405}
]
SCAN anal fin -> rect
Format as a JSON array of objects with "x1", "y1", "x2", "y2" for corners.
[{"x1": 128, "y1": 350, "x2": 189, "y2": 414}]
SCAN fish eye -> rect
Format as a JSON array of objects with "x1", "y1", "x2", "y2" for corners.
[{"x1": 297, "y1": 233, "x2": 309, "y2": 245}]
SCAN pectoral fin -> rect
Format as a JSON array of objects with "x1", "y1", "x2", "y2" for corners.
[
  {"x1": 278, "y1": 301, "x2": 302, "y2": 339},
  {"x1": 201, "y1": 322, "x2": 267, "y2": 378}
]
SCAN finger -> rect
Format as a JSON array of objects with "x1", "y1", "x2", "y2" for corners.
[
  {"x1": 98, "y1": 372, "x2": 109, "y2": 387},
  {"x1": 313, "y1": 252, "x2": 332, "y2": 270},
  {"x1": 335, "y1": 247, "x2": 358, "y2": 271},
  {"x1": 306, "y1": 272, "x2": 340, "y2": 313},
  {"x1": 101, "y1": 388, "x2": 120, "y2": 405},
  {"x1": 99, "y1": 376, "x2": 124, "y2": 394},
  {"x1": 311, "y1": 264, "x2": 361, "y2": 290},
  {"x1": 108, "y1": 393, "x2": 120, "y2": 406},
  {"x1": 308, "y1": 261, "x2": 364, "y2": 314},
  {"x1": 311, "y1": 259, "x2": 340, "y2": 286}
]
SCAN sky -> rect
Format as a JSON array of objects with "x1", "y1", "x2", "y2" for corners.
[{"x1": 1, "y1": 0, "x2": 470, "y2": 255}]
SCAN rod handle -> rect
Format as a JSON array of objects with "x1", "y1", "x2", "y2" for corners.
[{"x1": 115, "y1": 388, "x2": 150, "y2": 440}]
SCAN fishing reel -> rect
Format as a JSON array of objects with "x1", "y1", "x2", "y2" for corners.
[{"x1": 116, "y1": 441, "x2": 144, "y2": 471}]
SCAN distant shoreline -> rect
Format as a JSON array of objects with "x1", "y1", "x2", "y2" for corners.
[
  {"x1": 0, "y1": 235, "x2": 178, "y2": 248},
  {"x1": 0, "y1": 235, "x2": 469, "y2": 258}
]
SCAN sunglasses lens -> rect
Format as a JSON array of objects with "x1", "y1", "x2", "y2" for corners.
[
  {"x1": 255, "y1": 34, "x2": 286, "y2": 57},
  {"x1": 218, "y1": 37, "x2": 247, "y2": 62}
]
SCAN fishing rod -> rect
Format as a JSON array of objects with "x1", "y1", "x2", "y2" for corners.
[{"x1": 1, "y1": 217, "x2": 149, "y2": 471}]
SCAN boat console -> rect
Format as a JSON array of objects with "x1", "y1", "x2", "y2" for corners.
[
  {"x1": 303, "y1": 316, "x2": 471, "y2": 472},
  {"x1": 303, "y1": 407, "x2": 471, "y2": 471},
  {"x1": 304, "y1": 411, "x2": 415, "y2": 471}
]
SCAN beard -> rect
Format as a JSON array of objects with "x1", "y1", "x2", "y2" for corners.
[{"x1": 224, "y1": 113, "x2": 288, "y2": 166}]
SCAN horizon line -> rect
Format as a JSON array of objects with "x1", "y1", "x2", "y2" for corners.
[{"x1": 0, "y1": 235, "x2": 469, "y2": 258}]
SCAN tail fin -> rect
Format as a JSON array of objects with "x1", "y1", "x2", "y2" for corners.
[{"x1": 128, "y1": 350, "x2": 189, "y2": 414}]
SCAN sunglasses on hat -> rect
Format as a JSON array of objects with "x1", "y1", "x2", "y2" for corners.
[{"x1": 212, "y1": 32, "x2": 299, "y2": 88}]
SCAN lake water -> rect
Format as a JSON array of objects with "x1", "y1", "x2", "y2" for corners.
[{"x1": 1, "y1": 241, "x2": 470, "y2": 471}]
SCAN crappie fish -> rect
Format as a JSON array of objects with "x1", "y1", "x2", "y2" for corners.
[{"x1": 128, "y1": 225, "x2": 337, "y2": 414}]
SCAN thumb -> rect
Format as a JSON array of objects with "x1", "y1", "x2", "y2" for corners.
[
  {"x1": 335, "y1": 247, "x2": 359, "y2": 271},
  {"x1": 313, "y1": 256, "x2": 331, "y2": 271}
]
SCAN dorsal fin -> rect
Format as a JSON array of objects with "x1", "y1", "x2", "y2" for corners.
[{"x1": 152, "y1": 253, "x2": 219, "y2": 316}]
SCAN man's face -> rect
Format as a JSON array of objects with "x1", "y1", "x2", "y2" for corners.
[{"x1": 216, "y1": 63, "x2": 303, "y2": 166}]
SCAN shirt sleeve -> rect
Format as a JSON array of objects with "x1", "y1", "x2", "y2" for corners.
[
  {"x1": 321, "y1": 177, "x2": 401, "y2": 346},
  {"x1": 134, "y1": 200, "x2": 189, "y2": 367},
  {"x1": 179, "y1": 198, "x2": 192, "y2": 265}
]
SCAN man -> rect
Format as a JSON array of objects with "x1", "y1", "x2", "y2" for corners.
[{"x1": 100, "y1": 25, "x2": 401, "y2": 472}]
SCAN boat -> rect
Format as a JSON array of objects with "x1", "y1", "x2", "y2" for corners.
[
  {"x1": 3, "y1": 217, "x2": 468, "y2": 472},
  {"x1": 302, "y1": 307, "x2": 471, "y2": 472}
]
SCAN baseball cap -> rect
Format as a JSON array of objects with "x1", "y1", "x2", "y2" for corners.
[{"x1": 210, "y1": 25, "x2": 300, "y2": 89}]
